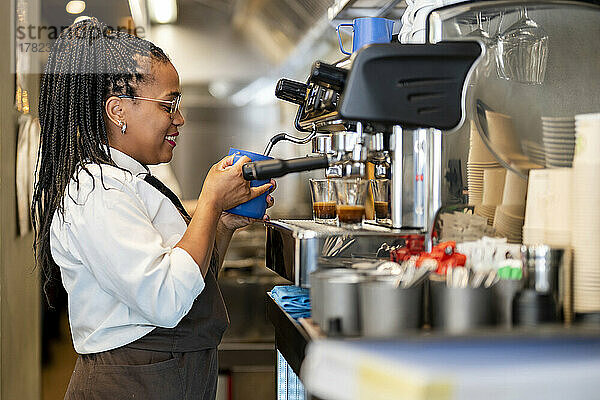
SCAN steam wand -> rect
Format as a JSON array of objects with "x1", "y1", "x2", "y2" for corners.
[{"x1": 263, "y1": 129, "x2": 317, "y2": 156}]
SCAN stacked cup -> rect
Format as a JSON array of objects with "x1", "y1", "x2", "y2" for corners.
[
  {"x1": 493, "y1": 170, "x2": 527, "y2": 244},
  {"x1": 522, "y1": 140, "x2": 546, "y2": 167},
  {"x1": 572, "y1": 113, "x2": 600, "y2": 312},
  {"x1": 542, "y1": 116, "x2": 576, "y2": 168},
  {"x1": 522, "y1": 169, "x2": 548, "y2": 245},
  {"x1": 485, "y1": 110, "x2": 521, "y2": 158},
  {"x1": 544, "y1": 168, "x2": 572, "y2": 247},
  {"x1": 523, "y1": 168, "x2": 572, "y2": 247},
  {"x1": 474, "y1": 168, "x2": 506, "y2": 225},
  {"x1": 468, "y1": 121, "x2": 501, "y2": 205}
]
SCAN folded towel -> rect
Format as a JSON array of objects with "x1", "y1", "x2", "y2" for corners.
[
  {"x1": 271, "y1": 285, "x2": 311, "y2": 320},
  {"x1": 271, "y1": 285, "x2": 310, "y2": 301},
  {"x1": 287, "y1": 310, "x2": 311, "y2": 320}
]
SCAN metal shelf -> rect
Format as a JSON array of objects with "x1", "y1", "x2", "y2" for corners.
[
  {"x1": 266, "y1": 293, "x2": 310, "y2": 376},
  {"x1": 328, "y1": 0, "x2": 407, "y2": 24}
]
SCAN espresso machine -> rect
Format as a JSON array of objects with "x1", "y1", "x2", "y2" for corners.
[{"x1": 240, "y1": 41, "x2": 482, "y2": 287}]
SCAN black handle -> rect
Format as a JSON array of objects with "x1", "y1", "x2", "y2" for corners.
[
  {"x1": 243, "y1": 156, "x2": 329, "y2": 180},
  {"x1": 310, "y1": 61, "x2": 347, "y2": 91},
  {"x1": 275, "y1": 79, "x2": 309, "y2": 105}
]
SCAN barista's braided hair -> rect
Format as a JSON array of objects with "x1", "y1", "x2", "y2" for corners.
[{"x1": 32, "y1": 18, "x2": 170, "y2": 301}]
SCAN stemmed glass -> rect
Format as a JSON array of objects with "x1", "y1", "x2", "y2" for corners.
[
  {"x1": 496, "y1": 7, "x2": 549, "y2": 84},
  {"x1": 465, "y1": 12, "x2": 493, "y2": 84},
  {"x1": 467, "y1": 12, "x2": 492, "y2": 44}
]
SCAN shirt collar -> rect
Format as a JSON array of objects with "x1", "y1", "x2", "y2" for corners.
[{"x1": 109, "y1": 147, "x2": 150, "y2": 178}]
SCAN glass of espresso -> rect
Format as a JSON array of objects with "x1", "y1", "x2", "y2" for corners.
[
  {"x1": 332, "y1": 179, "x2": 368, "y2": 229},
  {"x1": 309, "y1": 179, "x2": 337, "y2": 225},
  {"x1": 370, "y1": 179, "x2": 391, "y2": 226}
]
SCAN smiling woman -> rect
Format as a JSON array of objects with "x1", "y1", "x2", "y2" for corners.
[
  {"x1": 106, "y1": 61, "x2": 184, "y2": 164},
  {"x1": 32, "y1": 17, "x2": 274, "y2": 400}
]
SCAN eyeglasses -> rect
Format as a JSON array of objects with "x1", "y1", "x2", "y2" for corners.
[{"x1": 117, "y1": 94, "x2": 182, "y2": 118}]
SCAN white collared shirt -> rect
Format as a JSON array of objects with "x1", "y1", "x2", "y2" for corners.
[{"x1": 50, "y1": 148, "x2": 205, "y2": 354}]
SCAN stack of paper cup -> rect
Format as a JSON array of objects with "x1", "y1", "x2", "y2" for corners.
[
  {"x1": 468, "y1": 121, "x2": 501, "y2": 205},
  {"x1": 542, "y1": 116, "x2": 576, "y2": 168},
  {"x1": 475, "y1": 168, "x2": 506, "y2": 225},
  {"x1": 523, "y1": 168, "x2": 572, "y2": 247},
  {"x1": 522, "y1": 140, "x2": 546, "y2": 167},
  {"x1": 493, "y1": 170, "x2": 527, "y2": 243},
  {"x1": 523, "y1": 169, "x2": 548, "y2": 245},
  {"x1": 544, "y1": 168, "x2": 572, "y2": 247},
  {"x1": 485, "y1": 110, "x2": 521, "y2": 158},
  {"x1": 563, "y1": 248, "x2": 574, "y2": 324},
  {"x1": 501, "y1": 169, "x2": 528, "y2": 206},
  {"x1": 572, "y1": 113, "x2": 600, "y2": 312}
]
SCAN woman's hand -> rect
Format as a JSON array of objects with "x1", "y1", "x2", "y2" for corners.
[
  {"x1": 218, "y1": 187, "x2": 276, "y2": 231},
  {"x1": 199, "y1": 155, "x2": 273, "y2": 212},
  {"x1": 219, "y1": 180, "x2": 276, "y2": 231}
]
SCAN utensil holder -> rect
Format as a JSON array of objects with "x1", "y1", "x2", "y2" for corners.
[
  {"x1": 311, "y1": 269, "x2": 363, "y2": 336},
  {"x1": 493, "y1": 279, "x2": 524, "y2": 329},
  {"x1": 429, "y1": 279, "x2": 496, "y2": 333},
  {"x1": 359, "y1": 277, "x2": 424, "y2": 337}
]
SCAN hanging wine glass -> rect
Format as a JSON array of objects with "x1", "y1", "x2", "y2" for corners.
[
  {"x1": 466, "y1": 12, "x2": 495, "y2": 83},
  {"x1": 485, "y1": 11, "x2": 505, "y2": 78},
  {"x1": 467, "y1": 12, "x2": 492, "y2": 44},
  {"x1": 496, "y1": 7, "x2": 549, "y2": 84}
]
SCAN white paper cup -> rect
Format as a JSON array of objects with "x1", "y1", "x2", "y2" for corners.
[
  {"x1": 485, "y1": 110, "x2": 520, "y2": 157},
  {"x1": 574, "y1": 114, "x2": 600, "y2": 164},
  {"x1": 482, "y1": 168, "x2": 506, "y2": 205},
  {"x1": 545, "y1": 168, "x2": 572, "y2": 232},
  {"x1": 524, "y1": 169, "x2": 548, "y2": 229},
  {"x1": 469, "y1": 121, "x2": 498, "y2": 163},
  {"x1": 501, "y1": 170, "x2": 527, "y2": 206}
]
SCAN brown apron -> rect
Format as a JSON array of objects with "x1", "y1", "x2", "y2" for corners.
[{"x1": 64, "y1": 248, "x2": 229, "y2": 400}]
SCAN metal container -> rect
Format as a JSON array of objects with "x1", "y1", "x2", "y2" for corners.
[
  {"x1": 513, "y1": 289, "x2": 559, "y2": 327},
  {"x1": 493, "y1": 279, "x2": 524, "y2": 329},
  {"x1": 321, "y1": 273, "x2": 363, "y2": 336},
  {"x1": 429, "y1": 279, "x2": 496, "y2": 334},
  {"x1": 310, "y1": 268, "x2": 353, "y2": 332},
  {"x1": 520, "y1": 245, "x2": 565, "y2": 320},
  {"x1": 310, "y1": 269, "x2": 364, "y2": 336},
  {"x1": 359, "y1": 276, "x2": 424, "y2": 337},
  {"x1": 521, "y1": 245, "x2": 563, "y2": 295}
]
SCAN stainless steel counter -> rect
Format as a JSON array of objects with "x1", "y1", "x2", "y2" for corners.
[{"x1": 266, "y1": 219, "x2": 422, "y2": 287}]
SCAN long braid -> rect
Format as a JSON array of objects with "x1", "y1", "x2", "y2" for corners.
[{"x1": 32, "y1": 18, "x2": 170, "y2": 303}]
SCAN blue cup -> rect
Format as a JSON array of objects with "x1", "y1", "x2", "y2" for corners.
[
  {"x1": 337, "y1": 17, "x2": 395, "y2": 55},
  {"x1": 225, "y1": 148, "x2": 272, "y2": 219}
]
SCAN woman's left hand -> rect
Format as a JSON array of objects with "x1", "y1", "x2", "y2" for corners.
[{"x1": 218, "y1": 179, "x2": 276, "y2": 231}]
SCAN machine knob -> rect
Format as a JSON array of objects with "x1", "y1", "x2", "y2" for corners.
[
  {"x1": 310, "y1": 62, "x2": 347, "y2": 92},
  {"x1": 275, "y1": 79, "x2": 308, "y2": 105}
]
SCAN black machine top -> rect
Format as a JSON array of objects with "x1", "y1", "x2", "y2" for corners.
[
  {"x1": 338, "y1": 41, "x2": 482, "y2": 131},
  {"x1": 275, "y1": 41, "x2": 482, "y2": 133}
]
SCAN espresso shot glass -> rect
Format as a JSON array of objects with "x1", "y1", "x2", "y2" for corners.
[
  {"x1": 370, "y1": 179, "x2": 391, "y2": 226},
  {"x1": 309, "y1": 179, "x2": 337, "y2": 225},
  {"x1": 332, "y1": 178, "x2": 368, "y2": 229}
]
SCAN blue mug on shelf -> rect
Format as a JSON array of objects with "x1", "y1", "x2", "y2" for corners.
[
  {"x1": 337, "y1": 17, "x2": 395, "y2": 55},
  {"x1": 225, "y1": 148, "x2": 272, "y2": 219}
]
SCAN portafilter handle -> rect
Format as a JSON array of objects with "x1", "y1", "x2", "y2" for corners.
[
  {"x1": 310, "y1": 61, "x2": 347, "y2": 91},
  {"x1": 242, "y1": 155, "x2": 329, "y2": 180}
]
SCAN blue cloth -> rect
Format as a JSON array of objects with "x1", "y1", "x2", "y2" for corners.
[{"x1": 271, "y1": 285, "x2": 311, "y2": 320}]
